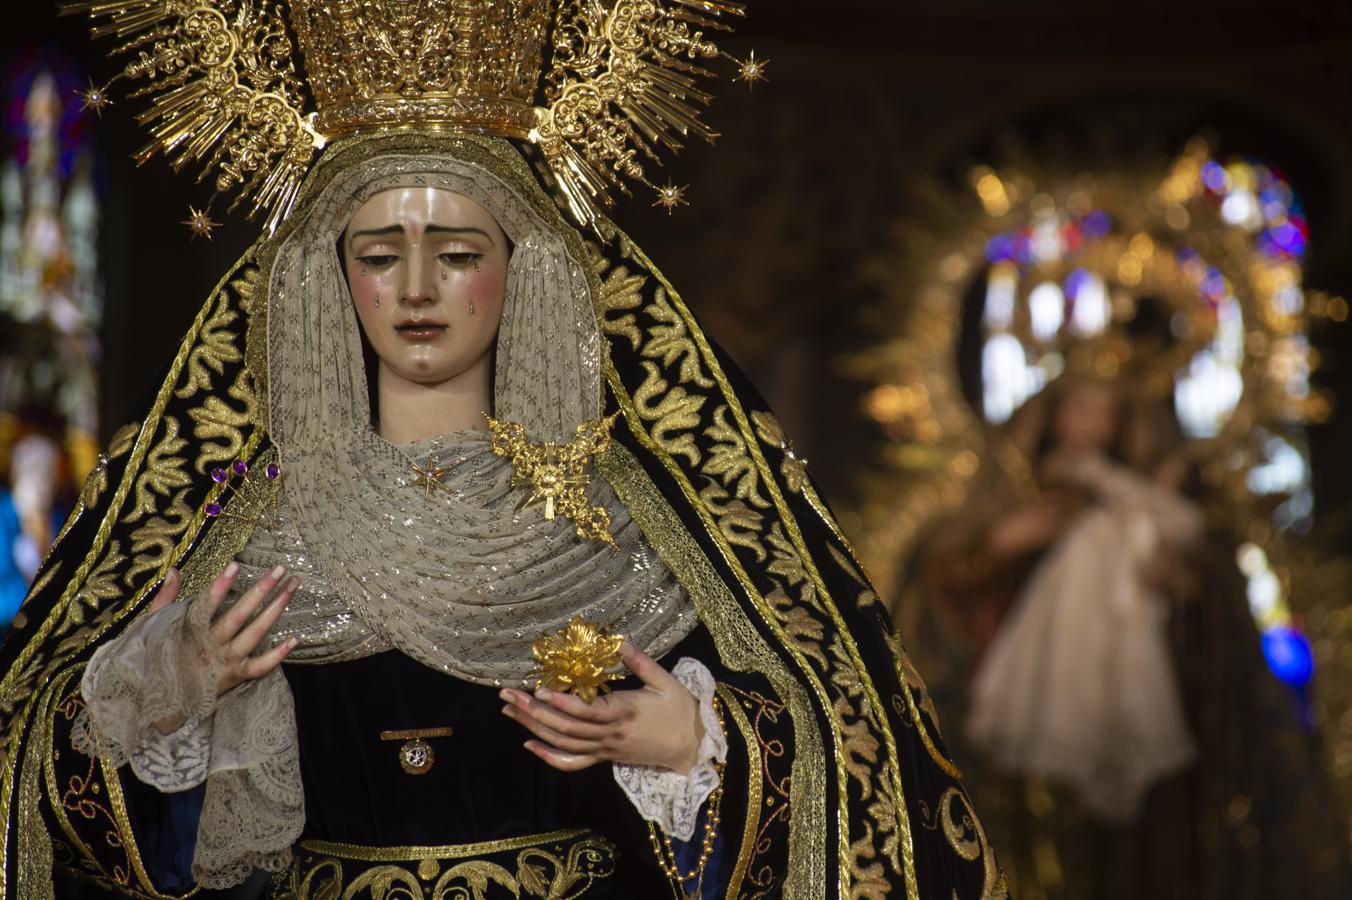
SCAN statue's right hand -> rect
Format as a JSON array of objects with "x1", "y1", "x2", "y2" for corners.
[
  {"x1": 150, "y1": 562, "x2": 300, "y2": 699},
  {"x1": 203, "y1": 562, "x2": 301, "y2": 697}
]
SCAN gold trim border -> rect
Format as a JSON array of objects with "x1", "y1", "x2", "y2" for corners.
[
  {"x1": 599, "y1": 426, "x2": 829, "y2": 893},
  {"x1": 717, "y1": 683, "x2": 763, "y2": 899},
  {"x1": 298, "y1": 828, "x2": 591, "y2": 863}
]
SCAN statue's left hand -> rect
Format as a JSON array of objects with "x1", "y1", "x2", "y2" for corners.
[{"x1": 499, "y1": 641, "x2": 704, "y2": 774}]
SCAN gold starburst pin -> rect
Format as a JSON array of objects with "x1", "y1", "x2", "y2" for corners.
[
  {"x1": 653, "y1": 182, "x2": 690, "y2": 215},
  {"x1": 733, "y1": 50, "x2": 770, "y2": 87},
  {"x1": 531, "y1": 616, "x2": 626, "y2": 704},
  {"x1": 77, "y1": 80, "x2": 113, "y2": 116},
  {"x1": 182, "y1": 206, "x2": 219, "y2": 240},
  {"x1": 409, "y1": 460, "x2": 457, "y2": 498}
]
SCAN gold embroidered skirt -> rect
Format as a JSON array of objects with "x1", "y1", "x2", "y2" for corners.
[{"x1": 271, "y1": 829, "x2": 620, "y2": 900}]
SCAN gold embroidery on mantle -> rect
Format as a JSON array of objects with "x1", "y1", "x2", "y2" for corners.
[
  {"x1": 0, "y1": 249, "x2": 266, "y2": 898},
  {"x1": 287, "y1": 830, "x2": 618, "y2": 899},
  {"x1": 596, "y1": 441, "x2": 829, "y2": 892},
  {"x1": 596, "y1": 228, "x2": 921, "y2": 897}
]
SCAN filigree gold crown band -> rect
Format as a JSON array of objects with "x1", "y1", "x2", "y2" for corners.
[{"x1": 62, "y1": 0, "x2": 768, "y2": 237}]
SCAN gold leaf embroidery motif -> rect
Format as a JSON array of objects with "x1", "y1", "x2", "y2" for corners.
[
  {"x1": 190, "y1": 370, "x2": 258, "y2": 474},
  {"x1": 766, "y1": 588, "x2": 829, "y2": 671},
  {"x1": 697, "y1": 481, "x2": 767, "y2": 562},
  {"x1": 78, "y1": 459, "x2": 109, "y2": 511},
  {"x1": 125, "y1": 489, "x2": 196, "y2": 585},
  {"x1": 705, "y1": 405, "x2": 769, "y2": 509},
  {"x1": 632, "y1": 363, "x2": 705, "y2": 467},
  {"x1": 175, "y1": 290, "x2": 244, "y2": 400},
  {"x1": 122, "y1": 417, "x2": 191, "y2": 526},
  {"x1": 106, "y1": 422, "x2": 140, "y2": 460},
  {"x1": 57, "y1": 542, "x2": 126, "y2": 632},
  {"x1": 594, "y1": 256, "x2": 646, "y2": 352},
  {"x1": 645, "y1": 286, "x2": 715, "y2": 390},
  {"x1": 751, "y1": 411, "x2": 810, "y2": 494},
  {"x1": 285, "y1": 833, "x2": 618, "y2": 899}
]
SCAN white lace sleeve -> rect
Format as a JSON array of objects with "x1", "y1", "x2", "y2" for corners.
[
  {"x1": 612, "y1": 657, "x2": 727, "y2": 842},
  {"x1": 74, "y1": 595, "x2": 222, "y2": 791},
  {"x1": 72, "y1": 585, "x2": 304, "y2": 889}
]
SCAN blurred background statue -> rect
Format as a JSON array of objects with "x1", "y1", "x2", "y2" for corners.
[{"x1": 848, "y1": 137, "x2": 1352, "y2": 899}]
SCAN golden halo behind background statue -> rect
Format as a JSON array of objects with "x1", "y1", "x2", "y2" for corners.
[
  {"x1": 844, "y1": 134, "x2": 1352, "y2": 848},
  {"x1": 62, "y1": 0, "x2": 766, "y2": 235},
  {"x1": 846, "y1": 136, "x2": 1343, "y2": 599}
]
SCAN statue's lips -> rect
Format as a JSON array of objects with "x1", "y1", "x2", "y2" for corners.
[{"x1": 395, "y1": 321, "x2": 448, "y2": 341}]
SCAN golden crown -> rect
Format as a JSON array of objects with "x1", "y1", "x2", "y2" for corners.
[
  {"x1": 63, "y1": 0, "x2": 766, "y2": 236},
  {"x1": 291, "y1": 0, "x2": 551, "y2": 141}
]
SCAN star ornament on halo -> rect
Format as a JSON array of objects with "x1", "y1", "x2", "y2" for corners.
[
  {"x1": 652, "y1": 181, "x2": 690, "y2": 215},
  {"x1": 78, "y1": 80, "x2": 113, "y2": 116},
  {"x1": 182, "y1": 206, "x2": 219, "y2": 240},
  {"x1": 734, "y1": 50, "x2": 770, "y2": 88}
]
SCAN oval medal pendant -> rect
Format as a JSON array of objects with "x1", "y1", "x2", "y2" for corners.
[{"x1": 399, "y1": 738, "x2": 435, "y2": 776}]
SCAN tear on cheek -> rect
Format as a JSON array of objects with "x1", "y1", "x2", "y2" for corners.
[{"x1": 465, "y1": 271, "x2": 506, "y2": 310}]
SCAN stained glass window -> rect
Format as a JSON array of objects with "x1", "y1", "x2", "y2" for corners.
[{"x1": 0, "y1": 49, "x2": 102, "y2": 626}]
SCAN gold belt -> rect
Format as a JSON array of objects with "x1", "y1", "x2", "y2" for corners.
[{"x1": 273, "y1": 829, "x2": 619, "y2": 899}]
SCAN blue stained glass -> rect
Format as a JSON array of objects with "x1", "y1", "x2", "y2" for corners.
[
  {"x1": 1270, "y1": 221, "x2": 1307, "y2": 257},
  {"x1": 984, "y1": 234, "x2": 1015, "y2": 263},
  {"x1": 1261, "y1": 627, "x2": 1314, "y2": 688},
  {"x1": 1080, "y1": 210, "x2": 1111, "y2": 238},
  {"x1": 1201, "y1": 271, "x2": 1228, "y2": 301},
  {"x1": 1201, "y1": 161, "x2": 1228, "y2": 193},
  {"x1": 1064, "y1": 267, "x2": 1092, "y2": 300}
]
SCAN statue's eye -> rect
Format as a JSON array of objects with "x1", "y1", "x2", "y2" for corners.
[
  {"x1": 355, "y1": 255, "x2": 398, "y2": 268},
  {"x1": 440, "y1": 252, "x2": 482, "y2": 267}
]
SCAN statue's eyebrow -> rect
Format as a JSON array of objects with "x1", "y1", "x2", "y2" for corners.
[
  {"x1": 426, "y1": 224, "x2": 495, "y2": 245},
  {"x1": 348, "y1": 224, "x2": 495, "y2": 246},
  {"x1": 348, "y1": 225, "x2": 403, "y2": 244}
]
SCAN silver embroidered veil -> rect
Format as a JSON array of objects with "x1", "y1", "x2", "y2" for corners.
[{"x1": 262, "y1": 149, "x2": 693, "y2": 684}]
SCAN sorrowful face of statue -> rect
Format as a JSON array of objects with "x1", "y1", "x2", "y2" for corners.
[{"x1": 342, "y1": 187, "x2": 509, "y2": 391}]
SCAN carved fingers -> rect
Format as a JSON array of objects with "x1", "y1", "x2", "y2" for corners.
[
  {"x1": 206, "y1": 562, "x2": 301, "y2": 696},
  {"x1": 499, "y1": 642, "x2": 701, "y2": 774}
]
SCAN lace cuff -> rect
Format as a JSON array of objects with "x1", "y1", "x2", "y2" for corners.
[
  {"x1": 73, "y1": 586, "x2": 304, "y2": 889},
  {"x1": 75, "y1": 594, "x2": 223, "y2": 790},
  {"x1": 613, "y1": 657, "x2": 727, "y2": 842}
]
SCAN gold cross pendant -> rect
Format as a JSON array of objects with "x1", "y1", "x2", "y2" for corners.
[{"x1": 486, "y1": 413, "x2": 621, "y2": 547}]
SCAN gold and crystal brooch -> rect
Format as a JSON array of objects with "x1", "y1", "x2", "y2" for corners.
[{"x1": 486, "y1": 413, "x2": 620, "y2": 548}]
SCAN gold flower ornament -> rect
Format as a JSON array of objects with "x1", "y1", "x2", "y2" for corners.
[{"x1": 531, "y1": 616, "x2": 626, "y2": 703}]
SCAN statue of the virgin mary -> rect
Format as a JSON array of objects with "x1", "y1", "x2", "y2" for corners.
[{"x1": 0, "y1": 2, "x2": 1004, "y2": 897}]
